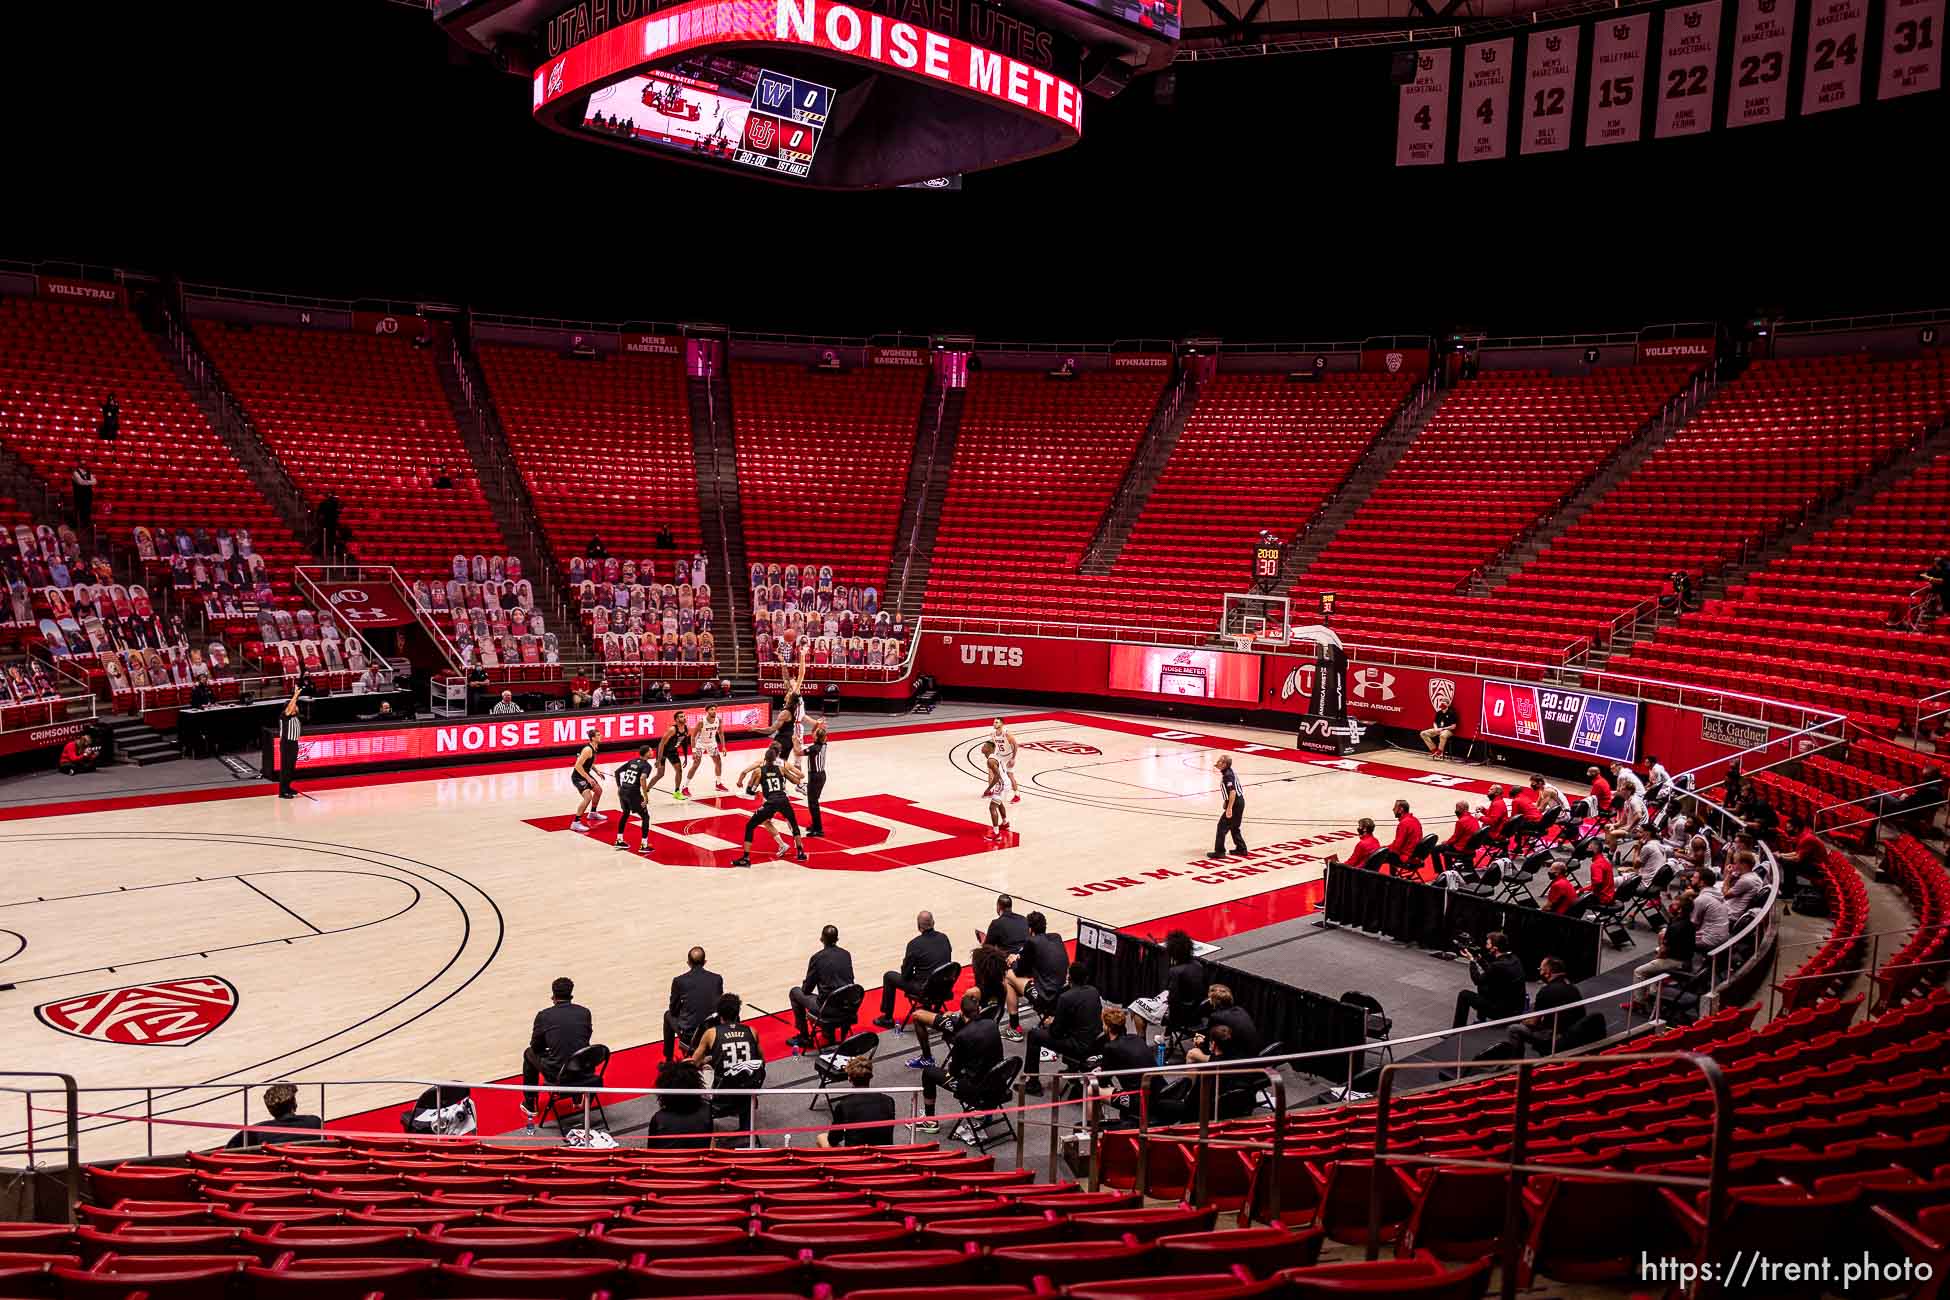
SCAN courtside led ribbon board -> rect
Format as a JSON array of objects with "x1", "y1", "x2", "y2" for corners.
[
  {"x1": 533, "y1": 0, "x2": 1082, "y2": 133},
  {"x1": 294, "y1": 702, "x2": 772, "y2": 772}
]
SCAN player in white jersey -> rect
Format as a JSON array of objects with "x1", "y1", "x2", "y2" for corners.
[
  {"x1": 684, "y1": 702, "x2": 727, "y2": 794},
  {"x1": 980, "y1": 740, "x2": 1012, "y2": 841},
  {"x1": 782, "y1": 653, "x2": 809, "y2": 792},
  {"x1": 990, "y1": 718, "x2": 1021, "y2": 804}
]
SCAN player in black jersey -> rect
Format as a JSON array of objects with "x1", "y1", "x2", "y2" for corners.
[
  {"x1": 613, "y1": 742, "x2": 656, "y2": 854},
  {"x1": 568, "y1": 732, "x2": 605, "y2": 831},
  {"x1": 731, "y1": 743, "x2": 807, "y2": 867},
  {"x1": 690, "y1": 991, "x2": 766, "y2": 1144},
  {"x1": 645, "y1": 711, "x2": 691, "y2": 803}
]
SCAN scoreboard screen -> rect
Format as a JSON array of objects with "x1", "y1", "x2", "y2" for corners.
[
  {"x1": 1479, "y1": 679, "x2": 1640, "y2": 762},
  {"x1": 580, "y1": 64, "x2": 832, "y2": 181}
]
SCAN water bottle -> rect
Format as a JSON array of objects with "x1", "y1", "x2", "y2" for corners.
[{"x1": 1154, "y1": 1040, "x2": 1167, "y2": 1067}]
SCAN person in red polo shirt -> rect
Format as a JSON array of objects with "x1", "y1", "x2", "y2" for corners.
[
  {"x1": 1439, "y1": 799, "x2": 1481, "y2": 870},
  {"x1": 1542, "y1": 861, "x2": 1580, "y2": 913},
  {"x1": 1584, "y1": 849, "x2": 1616, "y2": 905},
  {"x1": 1369, "y1": 799, "x2": 1425, "y2": 874},
  {"x1": 1326, "y1": 817, "x2": 1380, "y2": 870},
  {"x1": 1479, "y1": 785, "x2": 1510, "y2": 839},
  {"x1": 1786, "y1": 814, "x2": 1823, "y2": 900},
  {"x1": 1586, "y1": 766, "x2": 1614, "y2": 818}
]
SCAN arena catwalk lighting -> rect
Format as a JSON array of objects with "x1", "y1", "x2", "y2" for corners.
[{"x1": 433, "y1": 0, "x2": 1180, "y2": 187}]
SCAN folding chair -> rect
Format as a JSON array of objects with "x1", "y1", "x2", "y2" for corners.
[
  {"x1": 809, "y1": 983, "x2": 867, "y2": 1051},
  {"x1": 810, "y1": 1029, "x2": 880, "y2": 1111},
  {"x1": 535, "y1": 1043, "x2": 611, "y2": 1134},
  {"x1": 899, "y1": 961, "x2": 963, "y2": 1033},
  {"x1": 950, "y1": 1057, "x2": 1024, "y2": 1153}
]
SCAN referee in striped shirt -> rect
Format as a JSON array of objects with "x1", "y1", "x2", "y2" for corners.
[{"x1": 804, "y1": 719, "x2": 829, "y2": 837}]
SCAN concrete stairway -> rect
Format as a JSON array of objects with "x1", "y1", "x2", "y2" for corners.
[
  {"x1": 1078, "y1": 370, "x2": 1199, "y2": 575},
  {"x1": 891, "y1": 376, "x2": 966, "y2": 625},
  {"x1": 1277, "y1": 378, "x2": 1443, "y2": 589},
  {"x1": 688, "y1": 371, "x2": 754, "y2": 685},
  {"x1": 436, "y1": 337, "x2": 589, "y2": 662}
]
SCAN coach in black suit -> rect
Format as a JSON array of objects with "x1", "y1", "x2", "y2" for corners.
[
  {"x1": 787, "y1": 925, "x2": 855, "y2": 1048},
  {"x1": 663, "y1": 947, "x2": 724, "y2": 1061},
  {"x1": 521, "y1": 976, "x2": 592, "y2": 1114},
  {"x1": 873, "y1": 911, "x2": 951, "y2": 1027}
]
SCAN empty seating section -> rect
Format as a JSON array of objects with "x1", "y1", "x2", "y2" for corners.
[
  {"x1": 478, "y1": 344, "x2": 702, "y2": 564},
  {"x1": 0, "y1": 297, "x2": 303, "y2": 571},
  {"x1": 1507, "y1": 353, "x2": 1950, "y2": 619},
  {"x1": 196, "y1": 321, "x2": 499, "y2": 577},
  {"x1": 925, "y1": 371, "x2": 1164, "y2": 625},
  {"x1": 1603, "y1": 443, "x2": 1950, "y2": 729},
  {"x1": 1299, "y1": 368, "x2": 1691, "y2": 596},
  {"x1": 41, "y1": 991, "x2": 1950, "y2": 1298},
  {"x1": 1877, "y1": 835, "x2": 1950, "y2": 1011},
  {"x1": 1109, "y1": 374, "x2": 1410, "y2": 590},
  {"x1": 734, "y1": 364, "x2": 924, "y2": 587},
  {"x1": 1776, "y1": 848, "x2": 1868, "y2": 1010}
]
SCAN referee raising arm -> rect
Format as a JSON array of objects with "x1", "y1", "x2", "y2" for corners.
[{"x1": 1213, "y1": 755, "x2": 1247, "y2": 858}]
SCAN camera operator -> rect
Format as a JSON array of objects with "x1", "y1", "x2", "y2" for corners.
[{"x1": 1451, "y1": 930, "x2": 1525, "y2": 1028}]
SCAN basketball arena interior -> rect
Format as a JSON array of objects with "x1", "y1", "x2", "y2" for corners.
[{"x1": 0, "y1": 0, "x2": 1947, "y2": 1296}]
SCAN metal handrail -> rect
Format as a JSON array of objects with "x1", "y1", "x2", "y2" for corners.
[
  {"x1": 0, "y1": 1074, "x2": 81, "y2": 1222},
  {"x1": 1372, "y1": 1052, "x2": 1733, "y2": 1300},
  {"x1": 0, "y1": 692, "x2": 97, "y2": 735},
  {"x1": 293, "y1": 564, "x2": 434, "y2": 670}
]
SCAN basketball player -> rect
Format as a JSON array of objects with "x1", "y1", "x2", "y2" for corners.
[
  {"x1": 684, "y1": 702, "x2": 728, "y2": 794},
  {"x1": 690, "y1": 992, "x2": 766, "y2": 1145},
  {"x1": 645, "y1": 712, "x2": 691, "y2": 802},
  {"x1": 568, "y1": 731, "x2": 604, "y2": 831},
  {"x1": 732, "y1": 744, "x2": 808, "y2": 867},
  {"x1": 990, "y1": 717, "x2": 1021, "y2": 804},
  {"x1": 613, "y1": 742, "x2": 655, "y2": 853},
  {"x1": 782, "y1": 654, "x2": 810, "y2": 790},
  {"x1": 981, "y1": 741, "x2": 1012, "y2": 841}
]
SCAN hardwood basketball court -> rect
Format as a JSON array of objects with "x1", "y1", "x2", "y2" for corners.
[{"x1": 0, "y1": 708, "x2": 1536, "y2": 1162}]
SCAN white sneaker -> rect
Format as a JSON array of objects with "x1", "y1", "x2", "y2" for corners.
[
  {"x1": 953, "y1": 1121, "x2": 978, "y2": 1144},
  {"x1": 570, "y1": 820, "x2": 588, "y2": 832}
]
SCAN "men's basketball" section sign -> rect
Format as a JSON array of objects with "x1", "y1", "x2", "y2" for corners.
[{"x1": 292, "y1": 702, "x2": 772, "y2": 773}]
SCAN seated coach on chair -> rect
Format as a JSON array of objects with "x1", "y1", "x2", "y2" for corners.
[
  {"x1": 977, "y1": 893, "x2": 1030, "y2": 955},
  {"x1": 1324, "y1": 817, "x2": 1380, "y2": 870},
  {"x1": 873, "y1": 911, "x2": 951, "y2": 1029},
  {"x1": 664, "y1": 947, "x2": 722, "y2": 1062},
  {"x1": 786, "y1": 925, "x2": 854, "y2": 1049},
  {"x1": 1438, "y1": 800, "x2": 1481, "y2": 870},
  {"x1": 1365, "y1": 800, "x2": 1423, "y2": 874},
  {"x1": 521, "y1": 976, "x2": 592, "y2": 1130}
]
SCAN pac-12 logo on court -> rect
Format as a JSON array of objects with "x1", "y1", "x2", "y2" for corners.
[
  {"x1": 36, "y1": 976, "x2": 238, "y2": 1047},
  {"x1": 1017, "y1": 739, "x2": 1103, "y2": 755}
]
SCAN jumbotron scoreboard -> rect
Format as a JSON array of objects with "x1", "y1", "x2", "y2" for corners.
[
  {"x1": 431, "y1": 0, "x2": 1181, "y2": 188},
  {"x1": 1479, "y1": 678, "x2": 1641, "y2": 762}
]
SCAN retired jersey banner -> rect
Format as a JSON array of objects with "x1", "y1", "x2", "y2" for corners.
[
  {"x1": 1395, "y1": 47, "x2": 1453, "y2": 166},
  {"x1": 1586, "y1": 14, "x2": 1652, "y2": 145},
  {"x1": 1521, "y1": 27, "x2": 1581, "y2": 153},
  {"x1": 1458, "y1": 38, "x2": 1515, "y2": 161},
  {"x1": 1879, "y1": 0, "x2": 1945, "y2": 97},
  {"x1": 1727, "y1": 0, "x2": 1796, "y2": 124},
  {"x1": 1802, "y1": 0, "x2": 1871, "y2": 112},
  {"x1": 1656, "y1": 0, "x2": 1723, "y2": 136}
]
